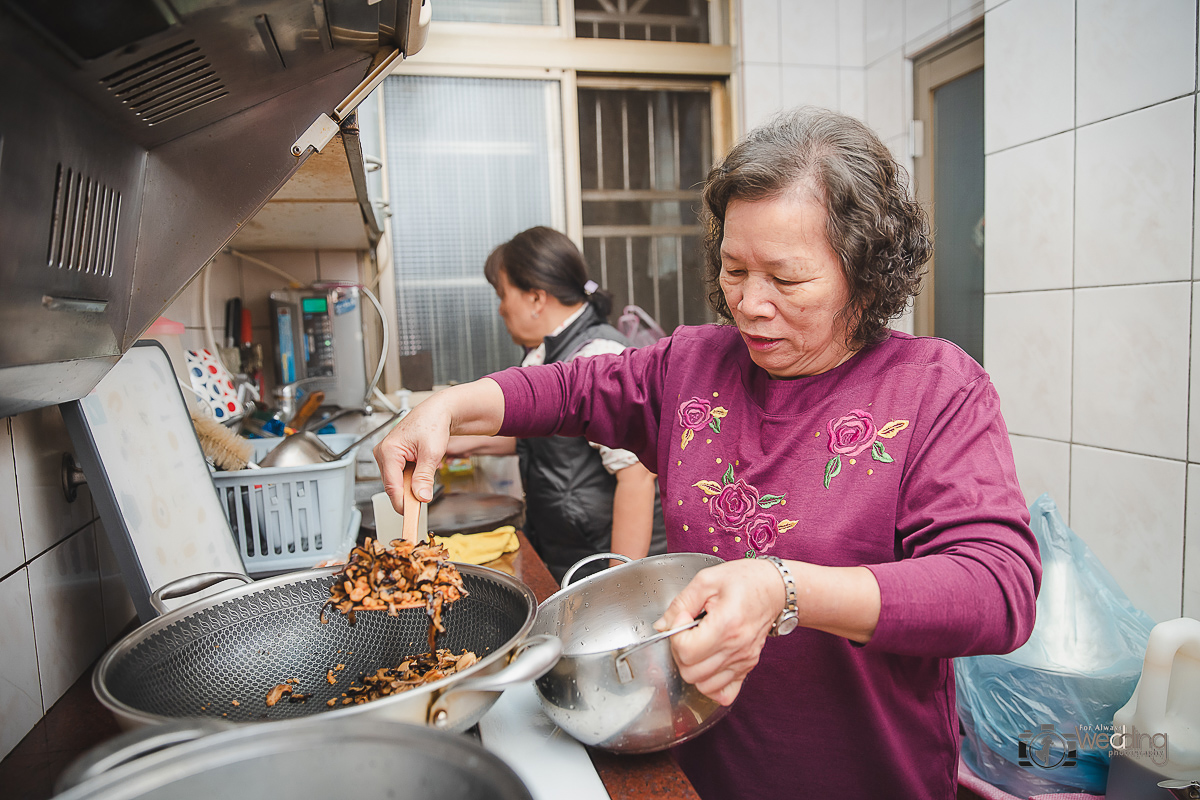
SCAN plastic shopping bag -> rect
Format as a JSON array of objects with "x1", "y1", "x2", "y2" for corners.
[
  {"x1": 616, "y1": 305, "x2": 666, "y2": 348},
  {"x1": 955, "y1": 493, "x2": 1156, "y2": 796}
]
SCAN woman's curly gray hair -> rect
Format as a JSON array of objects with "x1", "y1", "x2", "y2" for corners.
[{"x1": 702, "y1": 107, "x2": 931, "y2": 349}]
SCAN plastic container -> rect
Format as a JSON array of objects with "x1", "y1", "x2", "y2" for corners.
[
  {"x1": 1107, "y1": 617, "x2": 1200, "y2": 799},
  {"x1": 210, "y1": 434, "x2": 359, "y2": 574}
]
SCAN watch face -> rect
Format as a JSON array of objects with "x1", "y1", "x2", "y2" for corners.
[{"x1": 776, "y1": 614, "x2": 799, "y2": 636}]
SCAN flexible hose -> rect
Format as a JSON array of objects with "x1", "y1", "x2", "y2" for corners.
[{"x1": 359, "y1": 284, "x2": 391, "y2": 408}]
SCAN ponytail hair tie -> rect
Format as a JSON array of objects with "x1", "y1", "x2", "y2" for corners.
[{"x1": 583, "y1": 280, "x2": 599, "y2": 296}]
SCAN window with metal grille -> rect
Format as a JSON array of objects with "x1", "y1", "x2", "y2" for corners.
[
  {"x1": 578, "y1": 83, "x2": 714, "y2": 333},
  {"x1": 382, "y1": 75, "x2": 566, "y2": 386},
  {"x1": 574, "y1": 0, "x2": 710, "y2": 42}
]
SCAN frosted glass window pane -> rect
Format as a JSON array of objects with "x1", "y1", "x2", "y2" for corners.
[
  {"x1": 433, "y1": 0, "x2": 558, "y2": 25},
  {"x1": 382, "y1": 75, "x2": 565, "y2": 386}
]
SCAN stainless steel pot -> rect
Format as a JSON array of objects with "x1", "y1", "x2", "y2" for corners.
[
  {"x1": 530, "y1": 552, "x2": 730, "y2": 753},
  {"x1": 93, "y1": 564, "x2": 561, "y2": 732},
  {"x1": 53, "y1": 717, "x2": 533, "y2": 800}
]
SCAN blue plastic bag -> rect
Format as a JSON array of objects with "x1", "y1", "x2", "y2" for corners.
[{"x1": 956, "y1": 494, "x2": 1155, "y2": 796}]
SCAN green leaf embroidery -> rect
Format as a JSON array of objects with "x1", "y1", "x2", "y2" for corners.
[
  {"x1": 722, "y1": 463, "x2": 735, "y2": 485},
  {"x1": 709, "y1": 416, "x2": 722, "y2": 434},
  {"x1": 744, "y1": 550, "x2": 755, "y2": 559},
  {"x1": 872, "y1": 441, "x2": 895, "y2": 463},
  {"x1": 823, "y1": 456, "x2": 841, "y2": 488},
  {"x1": 758, "y1": 494, "x2": 785, "y2": 508}
]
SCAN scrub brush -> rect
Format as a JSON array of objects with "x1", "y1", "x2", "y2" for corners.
[{"x1": 191, "y1": 412, "x2": 256, "y2": 471}]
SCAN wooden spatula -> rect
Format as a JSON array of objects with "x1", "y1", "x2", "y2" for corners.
[{"x1": 401, "y1": 463, "x2": 427, "y2": 543}]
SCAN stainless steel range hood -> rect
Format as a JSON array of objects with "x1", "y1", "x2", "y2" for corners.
[{"x1": 0, "y1": 0, "x2": 428, "y2": 417}]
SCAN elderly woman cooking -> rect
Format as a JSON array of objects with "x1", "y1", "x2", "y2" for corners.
[{"x1": 375, "y1": 107, "x2": 1041, "y2": 799}]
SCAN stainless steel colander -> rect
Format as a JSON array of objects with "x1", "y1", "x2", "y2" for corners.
[{"x1": 93, "y1": 564, "x2": 561, "y2": 732}]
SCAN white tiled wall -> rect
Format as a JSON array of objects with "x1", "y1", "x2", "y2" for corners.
[
  {"x1": 1074, "y1": 0, "x2": 1196, "y2": 126},
  {"x1": 983, "y1": 290, "x2": 1073, "y2": 441},
  {"x1": 1073, "y1": 97, "x2": 1194, "y2": 288},
  {"x1": 0, "y1": 569, "x2": 41, "y2": 761},
  {"x1": 1069, "y1": 446, "x2": 1185, "y2": 625},
  {"x1": 0, "y1": 410, "x2": 133, "y2": 762},
  {"x1": 980, "y1": 0, "x2": 1200, "y2": 622},
  {"x1": 983, "y1": 131, "x2": 1074, "y2": 293},
  {"x1": 983, "y1": 0, "x2": 1074, "y2": 154}
]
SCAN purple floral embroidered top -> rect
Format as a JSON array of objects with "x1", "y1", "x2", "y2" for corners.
[{"x1": 491, "y1": 325, "x2": 1041, "y2": 800}]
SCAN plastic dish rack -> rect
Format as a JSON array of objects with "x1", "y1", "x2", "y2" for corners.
[{"x1": 211, "y1": 434, "x2": 361, "y2": 574}]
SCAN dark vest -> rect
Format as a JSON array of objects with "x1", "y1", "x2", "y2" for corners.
[{"x1": 516, "y1": 304, "x2": 667, "y2": 582}]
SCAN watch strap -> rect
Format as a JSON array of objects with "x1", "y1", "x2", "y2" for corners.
[{"x1": 763, "y1": 555, "x2": 798, "y2": 636}]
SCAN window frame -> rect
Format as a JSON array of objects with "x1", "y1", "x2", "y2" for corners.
[{"x1": 370, "y1": 10, "x2": 734, "y2": 389}]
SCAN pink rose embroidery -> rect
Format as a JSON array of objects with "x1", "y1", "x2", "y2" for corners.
[
  {"x1": 691, "y1": 464, "x2": 797, "y2": 558},
  {"x1": 710, "y1": 479, "x2": 760, "y2": 530},
  {"x1": 677, "y1": 397, "x2": 729, "y2": 450},
  {"x1": 821, "y1": 411, "x2": 909, "y2": 488},
  {"x1": 678, "y1": 398, "x2": 714, "y2": 431},
  {"x1": 827, "y1": 410, "x2": 877, "y2": 457},
  {"x1": 745, "y1": 514, "x2": 778, "y2": 553}
]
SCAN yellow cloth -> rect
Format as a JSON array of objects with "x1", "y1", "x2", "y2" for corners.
[{"x1": 432, "y1": 525, "x2": 520, "y2": 564}]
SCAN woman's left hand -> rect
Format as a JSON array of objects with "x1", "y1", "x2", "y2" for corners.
[{"x1": 653, "y1": 558, "x2": 785, "y2": 706}]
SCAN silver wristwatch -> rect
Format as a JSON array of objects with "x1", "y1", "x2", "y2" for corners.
[{"x1": 762, "y1": 555, "x2": 798, "y2": 636}]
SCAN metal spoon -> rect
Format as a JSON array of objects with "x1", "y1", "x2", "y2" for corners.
[{"x1": 257, "y1": 409, "x2": 405, "y2": 468}]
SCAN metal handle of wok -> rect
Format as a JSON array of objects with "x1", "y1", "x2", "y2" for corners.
[
  {"x1": 149, "y1": 572, "x2": 254, "y2": 615},
  {"x1": 560, "y1": 552, "x2": 632, "y2": 590},
  {"x1": 427, "y1": 634, "x2": 563, "y2": 728},
  {"x1": 55, "y1": 720, "x2": 232, "y2": 792},
  {"x1": 613, "y1": 614, "x2": 706, "y2": 684}
]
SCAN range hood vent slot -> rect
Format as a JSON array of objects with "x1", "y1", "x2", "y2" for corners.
[
  {"x1": 99, "y1": 41, "x2": 228, "y2": 126},
  {"x1": 48, "y1": 164, "x2": 120, "y2": 277}
]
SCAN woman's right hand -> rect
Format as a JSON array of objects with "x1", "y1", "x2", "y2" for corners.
[
  {"x1": 652, "y1": 558, "x2": 785, "y2": 706},
  {"x1": 373, "y1": 379, "x2": 507, "y2": 508},
  {"x1": 374, "y1": 396, "x2": 452, "y2": 508}
]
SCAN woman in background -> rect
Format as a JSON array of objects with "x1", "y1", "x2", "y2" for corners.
[{"x1": 446, "y1": 226, "x2": 667, "y2": 580}]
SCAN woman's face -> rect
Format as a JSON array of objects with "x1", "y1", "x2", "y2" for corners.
[
  {"x1": 494, "y1": 269, "x2": 544, "y2": 348},
  {"x1": 719, "y1": 191, "x2": 855, "y2": 378}
]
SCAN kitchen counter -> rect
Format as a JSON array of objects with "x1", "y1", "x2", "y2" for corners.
[{"x1": 0, "y1": 531, "x2": 700, "y2": 800}]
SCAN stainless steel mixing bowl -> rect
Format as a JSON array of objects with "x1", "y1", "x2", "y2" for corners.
[{"x1": 529, "y1": 552, "x2": 730, "y2": 753}]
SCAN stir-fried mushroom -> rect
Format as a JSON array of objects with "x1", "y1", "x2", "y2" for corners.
[
  {"x1": 265, "y1": 683, "x2": 292, "y2": 707},
  {"x1": 337, "y1": 649, "x2": 479, "y2": 706},
  {"x1": 321, "y1": 538, "x2": 468, "y2": 649}
]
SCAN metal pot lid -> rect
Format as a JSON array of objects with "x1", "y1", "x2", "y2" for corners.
[{"x1": 54, "y1": 718, "x2": 533, "y2": 800}]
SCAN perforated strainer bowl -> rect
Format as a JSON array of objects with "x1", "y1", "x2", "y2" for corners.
[{"x1": 93, "y1": 564, "x2": 561, "y2": 732}]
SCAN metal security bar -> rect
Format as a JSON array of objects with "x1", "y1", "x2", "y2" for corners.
[
  {"x1": 578, "y1": 84, "x2": 713, "y2": 333},
  {"x1": 574, "y1": 0, "x2": 709, "y2": 42}
]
